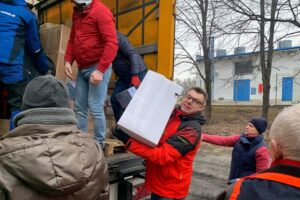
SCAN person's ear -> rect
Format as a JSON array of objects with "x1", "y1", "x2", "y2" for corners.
[
  {"x1": 270, "y1": 139, "x2": 283, "y2": 161},
  {"x1": 197, "y1": 104, "x2": 204, "y2": 112}
]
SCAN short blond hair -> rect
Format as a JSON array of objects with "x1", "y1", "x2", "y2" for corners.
[{"x1": 269, "y1": 104, "x2": 300, "y2": 160}]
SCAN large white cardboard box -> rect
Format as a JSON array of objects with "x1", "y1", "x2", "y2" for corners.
[{"x1": 117, "y1": 70, "x2": 183, "y2": 147}]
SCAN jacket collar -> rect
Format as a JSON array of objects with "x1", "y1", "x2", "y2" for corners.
[
  {"x1": 271, "y1": 159, "x2": 300, "y2": 168},
  {"x1": 2, "y1": 124, "x2": 78, "y2": 139},
  {"x1": 74, "y1": 0, "x2": 95, "y2": 14},
  {"x1": 13, "y1": 107, "x2": 77, "y2": 128},
  {"x1": 240, "y1": 134, "x2": 263, "y2": 146},
  {"x1": 173, "y1": 108, "x2": 206, "y2": 125}
]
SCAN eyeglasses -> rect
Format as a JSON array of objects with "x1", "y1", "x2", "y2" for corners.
[{"x1": 184, "y1": 94, "x2": 204, "y2": 105}]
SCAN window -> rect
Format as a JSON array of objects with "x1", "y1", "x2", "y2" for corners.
[
  {"x1": 234, "y1": 61, "x2": 253, "y2": 75},
  {"x1": 251, "y1": 87, "x2": 256, "y2": 95}
]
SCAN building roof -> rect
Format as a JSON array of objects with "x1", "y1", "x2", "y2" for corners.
[{"x1": 196, "y1": 46, "x2": 300, "y2": 62}]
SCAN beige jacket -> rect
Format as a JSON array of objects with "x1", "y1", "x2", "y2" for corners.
[{"x1": 0, "y1": 124, "x2": 109, "y2": 200}]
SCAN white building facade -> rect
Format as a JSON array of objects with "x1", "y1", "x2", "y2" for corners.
[{"x1": 196, "y1": 43, "x2": 300, "y2": 105}]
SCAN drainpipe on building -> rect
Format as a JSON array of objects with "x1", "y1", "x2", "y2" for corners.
[
  {"x1": 275, "y1": 74, "x2": 278, "y2": 105},
  {"x1": 209, "y1": 36, "x2": 215, "y2": 101}
]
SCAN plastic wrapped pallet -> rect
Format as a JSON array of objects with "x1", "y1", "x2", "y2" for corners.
[{"x1": 117, "y1": 70, "x2": 183, "y2": 147}]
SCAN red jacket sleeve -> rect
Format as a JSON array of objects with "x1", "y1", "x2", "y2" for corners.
[
  {"x1": 126, "y1": 125, "x2": 201, "y2": 166},
  {"x1": 202, "y1": 133, "x2": 240, "y2": 147},
  {"x1": 126, "y1": 139, "x2": 182, "y2": 166},
  {"x1": 255, "y1": 146, "x2": 271, "y2": 172},
  {"x1": 95, "y1": 9, "x2": 118, "y2": 73}
]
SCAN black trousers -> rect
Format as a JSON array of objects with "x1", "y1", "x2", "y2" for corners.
[
  {"x1": 150, "y1": 193, "x2": 185, "y2": 200},
  {"x1": 0, "y1": 80, "x2": 27, "y2": 116}
]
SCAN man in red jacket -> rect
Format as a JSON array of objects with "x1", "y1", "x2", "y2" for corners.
[
  {"x1": 64, "y1": 0, "x2": 118, "y2": 147},
  {"x1": 114, "y1": 87, "x2": 207, "y2": 199}
]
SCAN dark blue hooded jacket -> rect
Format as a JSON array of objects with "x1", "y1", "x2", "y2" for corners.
[
  {"x1": 0, "y1": 0, "x2": 48, "y2": 84},
  {"x1": 229, "y1": 134, "x2": 264, "y2": 181},
  {"x1": 112, "y1": 33, "x2": 147, "y2": 82}
]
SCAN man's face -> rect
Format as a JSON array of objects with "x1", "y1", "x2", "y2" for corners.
[{"x1": 180, "y1": 90, "x2": 205, "y2": 115}]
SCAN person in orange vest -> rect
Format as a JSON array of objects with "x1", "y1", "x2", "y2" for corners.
[{"x1": 217, "y1": 104, "x2": 300, "y2": 200}]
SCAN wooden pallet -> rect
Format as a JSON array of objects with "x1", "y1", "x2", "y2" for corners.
[{"x1": 104, "y1": 138, "x2": 126, "y2": 156}]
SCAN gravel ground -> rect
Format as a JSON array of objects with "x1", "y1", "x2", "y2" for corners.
[{"x1": 187, "y1": 144, "x2": 231, "y2": 199}]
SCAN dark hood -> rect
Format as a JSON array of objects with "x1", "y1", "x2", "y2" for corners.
[
  {"x1": 180, "y1": 112, "x2": 206, "y2": 125},
  {"x1": 174, "y1": 107, "x2": 206, "y2": 125}
]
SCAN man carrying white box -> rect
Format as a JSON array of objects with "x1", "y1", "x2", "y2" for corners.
[{"x1": 113, "y1": 86, "x2": 207, "y2": 200}]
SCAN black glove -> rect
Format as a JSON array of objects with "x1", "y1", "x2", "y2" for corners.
[
  {"x1": 112, "y1": 127, "x2": 130, "y2": 144},
  {"x1": 46, "y1": 56, "x2": 56, "y2": 76},
  {"x1": 32, "y1": 50, "x2": 50, "y2": 75}
]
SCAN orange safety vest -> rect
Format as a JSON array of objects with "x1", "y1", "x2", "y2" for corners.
[{"x1": 229, "y1": 172, "x2": 300, "y2": 200}]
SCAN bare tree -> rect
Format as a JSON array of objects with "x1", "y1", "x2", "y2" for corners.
[
  {"x1": 261, "y1": 0, "x2": 278, "y2": 118},
  {"x1": 174, "y1": 78, "x2": 198, "y2": 94},
  {"x1": 175, "y1": 0, "x2": 225, "y2": 121},
  {"x1": 220, "y1": 0, "x2": 298, "y2": 119},
  {"x1": 176, "y1": 0, "x2": 299, "y2": 120}
]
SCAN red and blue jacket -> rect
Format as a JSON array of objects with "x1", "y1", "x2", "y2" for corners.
[
  {"x1": 202, "y1": 133, "x2": 270, "y2": 182},
  {"x1": 125, "y1": 108, "x2": 206, "y2": 199},
  {"x1": 0, "y1": 0, "x2": 49, "y2": 83},
  {"x1": 229, "y1": 134, "x2": 266, "y2": 180}
]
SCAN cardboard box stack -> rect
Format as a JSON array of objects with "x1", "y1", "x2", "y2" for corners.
[{"x1": 39, "y1": 23, "x2": 77, "y2": 81}]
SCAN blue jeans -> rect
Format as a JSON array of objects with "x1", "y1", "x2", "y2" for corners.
[
  {"x1": 75, "y1": 65, "x2": 112, "y2": 147},
  {"x1": 110, "y1": 70, "x2": 147, "y2": 122}
]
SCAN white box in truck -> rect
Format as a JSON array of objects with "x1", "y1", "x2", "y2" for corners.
[{"x1": 117, "y1": 70, "x2": 183, "y2": 147}]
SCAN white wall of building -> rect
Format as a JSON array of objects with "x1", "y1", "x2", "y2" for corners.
[{"x1": 197, "y1": 48, "x2": 300, "y2": 105}]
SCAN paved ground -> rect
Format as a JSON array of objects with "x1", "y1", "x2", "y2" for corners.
[{"x1": 187, "y1": 144, "x2": 232, "y2": 199}]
